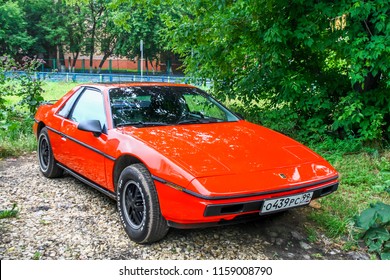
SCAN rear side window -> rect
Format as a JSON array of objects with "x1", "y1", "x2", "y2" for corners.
[
  {"x1": 69, "y1": 88, "x2": 107, "y2": 131},
  {"x1": 57, "y1": 87, "x2": 83, "y2": 118}
]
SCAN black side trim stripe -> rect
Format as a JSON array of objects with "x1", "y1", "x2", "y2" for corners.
[
  {"x1": 152, "y1": 175, "x2": 339, "y2": 201},
  {"x1": 57, "y1": 163, "x2": 116, "y2": 200},
  {"x1": 47, "y1": 126, "x2": 116, "y2": 161},
  {"x1": 152, "y1": 175, "x2": 166, "y2": 184}
]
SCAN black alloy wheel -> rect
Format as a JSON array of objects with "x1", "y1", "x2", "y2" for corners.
[
  {"x1": 38, "y1": 127, "x2": 63, "y2": 178},
  {"x1": 117, "y1": 164, "x2": 169, "y2": 244}
]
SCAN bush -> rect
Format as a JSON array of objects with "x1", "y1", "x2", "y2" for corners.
[{"x1": 0, "y1": 56, "x2": 44, "y2": 157}]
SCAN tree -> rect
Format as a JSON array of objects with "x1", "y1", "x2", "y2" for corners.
[
  {"x1": 163, "y1": 0, "x2": 390, "y2": 142},
  {"x1": 64, "y1": 3, "x2": 86, "y2": 71},
  {"x1": 84, "y1": 0, "x2": 106, "y2": 73},
  {"x1": 18, "y1": 0, "x2": 53, "y2": 57},
  {"x1": 18, "y1": 0, "x2": 86, "y2": 71},
  {"x1": 112, "y1": 0, "x2": 166, "y2": 73},
  {"x1": 0, "y1": 1, "x2": 33, "y2": 56},
  {"x1": 95, "y1": 6, "x2": 131, "y2": 73}
]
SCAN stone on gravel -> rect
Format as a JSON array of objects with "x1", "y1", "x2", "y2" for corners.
[{"x1": 299, "y1": 241, "x2": 312, "y2": 250}]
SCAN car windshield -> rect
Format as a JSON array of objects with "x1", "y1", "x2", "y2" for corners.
[{"x1": 109, "y1": 86, "x2": 239, "y2": 127}]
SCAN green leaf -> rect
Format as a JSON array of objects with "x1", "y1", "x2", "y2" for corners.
[
  {"x1": 355, "y1": 207, "x2": 378, "y2": 230},
  {"x1": 380, "y1": 252, "x2": 390, "y2": 260},
  {"x1": 355, "y1": 202, "x2": 390, "y2": 229},
  {"x1": 374, "y1": 202, "x2": 390, "y2": 224},
  {"x1": 364, "y1": 227, "x2": 390, "y2": 253}
]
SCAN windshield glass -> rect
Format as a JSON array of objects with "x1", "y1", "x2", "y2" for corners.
[{"x1": 109, "y1": 86, "x2": 239, "y2": 127}]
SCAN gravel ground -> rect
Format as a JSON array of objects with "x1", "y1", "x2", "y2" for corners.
[{"x1": 0, "y1": 153, "x2": 369, "y2": 260}]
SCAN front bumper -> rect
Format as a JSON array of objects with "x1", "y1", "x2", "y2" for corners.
[{"x1": 154, "y1": 176, "x2": 338, "y2": 228}]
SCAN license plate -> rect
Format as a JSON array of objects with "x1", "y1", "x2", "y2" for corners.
[{"x1": 260, "y1": 192, "x2": 313, "y2": 214}]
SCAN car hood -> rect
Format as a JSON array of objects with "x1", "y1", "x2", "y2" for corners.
[{"x1": 119, "y1": 120, "x2": 329, "y2": 178}]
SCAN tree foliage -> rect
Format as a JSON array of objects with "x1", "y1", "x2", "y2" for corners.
[
  {"x1": 0, "y1": 1, "x2": 33, "y2": 55},
  {"x1": 163, "y1": 0, "x2": 390, "y2": 143},
  {"x1": 112, "y1": 0, "x2": 167, "y2": 72}
]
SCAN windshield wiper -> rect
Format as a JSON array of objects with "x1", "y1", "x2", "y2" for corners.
[
  {"x1": 177, "y1": 119, "x2": 203, "y2": 124},
  {"x1": 117, "y1": 121, "x2": 168, "y2": 127},
  {"x1": 177, "y1": 118, "x2": 222, "y2": 124}
]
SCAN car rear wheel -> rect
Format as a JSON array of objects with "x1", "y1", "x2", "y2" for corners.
[
  {"x1": 38, "y1": 127, "x2": 63, "y2": 178},
  {"x1": 117, "y1": 164, "x2": 169, "y2": 244}
]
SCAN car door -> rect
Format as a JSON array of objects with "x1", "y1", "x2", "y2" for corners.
[{"x1": 59, "y1": 87, "x2": 108, "y2": 187}]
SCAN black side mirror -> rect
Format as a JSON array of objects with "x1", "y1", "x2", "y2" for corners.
[{"x1": 78, "y1": 120, "x2": 102, "y2": 137}]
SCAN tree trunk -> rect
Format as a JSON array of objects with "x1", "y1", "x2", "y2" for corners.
[
  {"x1": 89, "y1": 18, "x2": 97, "y2": 73},
  {"x1": 89, "y1": 46, "x2": 94, "y2": 73},
  {"x1": 72, "y1": 52, "x2": 79, "y2": 72},
  {"x1": 59, "y1": 45, "x2": 65, "y2": 71},
  {"x1": 145, "y1": 56, "x2": 149, "y2": 74},
  {"x1": 56, "y1": 45, "x2": 60, "y2": 71},
  {"x1": 97, "y1": 53, "x2": 110, "y2": 73},
  {"x1": 149, "y1": 59, "x2": 155, "y2": 75}
]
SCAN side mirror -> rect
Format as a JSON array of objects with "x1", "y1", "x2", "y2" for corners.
[{"x1": 78, "y1": 120, "x2": 102, "y2": 137}]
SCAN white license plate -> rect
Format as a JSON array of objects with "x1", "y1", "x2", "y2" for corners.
[{"x1": 260, "y1": 192, "x2": 313, "y2": 214}]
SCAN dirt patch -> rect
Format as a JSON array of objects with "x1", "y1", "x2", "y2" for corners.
[{"x1": 0, "y1": 153, "x2": 369, "y2": 260}]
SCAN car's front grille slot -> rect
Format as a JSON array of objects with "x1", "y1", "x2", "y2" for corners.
[{"x1": 220, "y1": 204, "x2": 244, "y2": 214}]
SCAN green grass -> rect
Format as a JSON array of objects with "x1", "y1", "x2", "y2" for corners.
[
  {"x1": 308, "y1": 147, "x2": 390, "y2": 238},
  {"x1": 41, "y1": 81, "x2": 81, "y2": 100},
  {"x1": 0, "y1": 82, "x2": 80, "y2": 158}
]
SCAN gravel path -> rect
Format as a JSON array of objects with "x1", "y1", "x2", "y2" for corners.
[{"x1": 0, "y1": 154, "x2": 369, "y2": 260}]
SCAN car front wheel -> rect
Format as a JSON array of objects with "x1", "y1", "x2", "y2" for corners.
[
  {"x1": 117, "y1": 164, "x2": 169, "y2": 244},
  {"x1": 38, "y1": 127, "x2": 63, "y2": 178}
]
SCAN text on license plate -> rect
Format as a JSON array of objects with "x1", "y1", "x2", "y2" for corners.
[{"x1": 260, "y1": 192, "x2": 313, "y2": 214}]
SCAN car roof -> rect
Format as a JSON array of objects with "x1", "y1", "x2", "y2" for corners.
[{"x1": 79, "y1": 82, "x2": 196, "y2": 91}]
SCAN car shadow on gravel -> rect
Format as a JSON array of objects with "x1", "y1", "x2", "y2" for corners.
[{"x1": 164, "y1": 209, "x2": 369, "y2": 260}]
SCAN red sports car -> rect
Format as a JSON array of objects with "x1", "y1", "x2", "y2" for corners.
[{"x1": 33, "y1": 83, "x2": 338, "y2": 243}]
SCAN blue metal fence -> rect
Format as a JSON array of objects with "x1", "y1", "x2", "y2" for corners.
[{"x1": 5, "y1": 71, "x2": 211, "y2": 87}]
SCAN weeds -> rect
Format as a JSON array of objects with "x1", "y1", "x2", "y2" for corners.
[
  {"x1": 32, "y1": 251, "x2": 41, "y2": 260},
  {"x1": 354, "y1": 202, "x2": 390, "y2": 260},
  {"x1": 0, "y1": 204, "x2": 19, "y2": 219},
  {"x1": 0, "y1": 81, "x2": 78, "y2": 158},
  {"x1": 307, "y1": 145, "x2": 390, "y2": 255}
]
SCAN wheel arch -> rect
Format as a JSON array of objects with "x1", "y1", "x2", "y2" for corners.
[
  {"x1": 37, "y1": 121, "x2": 46, "y2": 136},
  {"x1": 113, "y1": 154, "x2": 144, "y2": 192}
]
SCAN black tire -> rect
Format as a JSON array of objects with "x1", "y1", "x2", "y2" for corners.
[
  {"x1": 117, "y1": 164, "x2": 169, "y2": 244},
  {"x1": 38, "y1": 127, "x2": 63, "y2": 178}
]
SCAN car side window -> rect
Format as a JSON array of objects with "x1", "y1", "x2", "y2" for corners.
[
  {"x1": 57, "y1": 87, "x2": 83, "y2": 118},
  {"x1": 69, "y1": 89, "x2": 107, "y2": 131}
]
